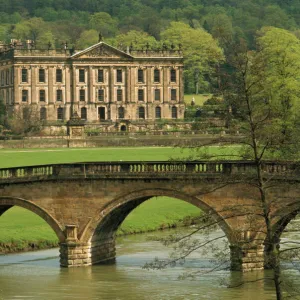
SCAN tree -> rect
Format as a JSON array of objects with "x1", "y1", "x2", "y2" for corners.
[
  {"x1": 89, "y1": 12, "x2": 118, "y2": 38},
  {"x1": 0, "y1": 94, "x2": 6, "y2": 127},
  {"x1": 76, "y1": 29, "x2": 98, "y2": 49},
  {"x1": 7, "y1": 105, "x2": 42, "y2": 136},
  {"x1": 161, "y1": 22, "x2": 224, "y2": 94},
  {"x1": 146, "y1": 27, "x2": 300, "y2": 300},
  {"x1": 110, "y1": 30, "x2": 158, "y2": 49},
  {"x1": 12, "y1": 17, "x2": 55, "y2": 47}
]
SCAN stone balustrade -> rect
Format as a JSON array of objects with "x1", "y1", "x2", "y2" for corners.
[{"x1": 0, "y1": 160, "x2": 299, "y2": 183}]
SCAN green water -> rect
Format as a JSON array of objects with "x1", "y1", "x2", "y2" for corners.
[{"x1": 0, "y1": 229, "x2": 286, "y2": 300}]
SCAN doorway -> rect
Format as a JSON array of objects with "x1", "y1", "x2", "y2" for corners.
[
  {"x1": 120, "y1": 125, "x2": 127, "y2": 132},
  {"x1": 98, "y1": 107, "x2": 106, "y2": 121}
]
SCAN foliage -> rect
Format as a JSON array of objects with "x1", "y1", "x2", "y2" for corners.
[
  {"x1": 89, "y1": 12, "x2": 118, "y2": 38},
  {"x1": 7, "y1": 105, "x2": 43, "y2": 136},
  {"x1": 76, "y1": 29, "x2": 98, "y2": 49},
  {"x1": 110, "y1": 30, "x2": 158, "y2": 49},
  {"x1": 161, "y1": 22, "x2": 224, "y2": 94},
  {"x1": 0, "y1": 94, "x2": 6, "y2": 126}
]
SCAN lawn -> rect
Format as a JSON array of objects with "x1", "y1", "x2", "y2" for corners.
[
  {"x1": 0, "y1": 146, "x2": 242, "y2": 168},
  {"x1": 184, "y1": 94, "x2": 213, "y2": 106}
]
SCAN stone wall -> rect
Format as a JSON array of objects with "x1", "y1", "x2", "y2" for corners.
[{"x1": 0, "y1": 134, "x2": 241, "y2": 149}]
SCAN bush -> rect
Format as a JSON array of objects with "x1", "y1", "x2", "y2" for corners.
[{"x1": 203, "y1": 96, "x2": 223, "y2": 106}]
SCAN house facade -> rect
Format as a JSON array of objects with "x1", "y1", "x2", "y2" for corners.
[{"x1": 0, "y1": 41, "x2": 184, "y2": 131}]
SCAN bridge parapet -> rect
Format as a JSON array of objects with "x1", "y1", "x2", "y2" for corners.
[{"x1": 0, "y1": 161, "x2": 298, "y2": 183}]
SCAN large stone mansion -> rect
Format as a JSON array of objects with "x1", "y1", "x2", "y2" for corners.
[{"x1": 0, "y1": 40, "x2": 184, "y2": 131}]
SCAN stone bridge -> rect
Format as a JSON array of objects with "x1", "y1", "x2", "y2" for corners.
[{"x1": 1, "y1": 160, "x2": 300, "y2": 272}]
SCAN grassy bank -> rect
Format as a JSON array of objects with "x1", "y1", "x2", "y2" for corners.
[
  {"x1": 0, "y1": 197, "x2": 201, "y2": 253},
  {"x1": 0, "y1": 146, "x2": 242, "y2": 168}
]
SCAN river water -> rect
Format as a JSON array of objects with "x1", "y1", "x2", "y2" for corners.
[{"x1": 0, "y1": 228, "x2": 299, "y2": 300}]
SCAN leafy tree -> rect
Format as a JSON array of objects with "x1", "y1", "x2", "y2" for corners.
[
  {"x1": 12, "y1": 17, "x2": 54, "y2": 46},
  {"x1": 7, "y1": 105, "x2": 42, "y2": 136},
  {"x1": 110, "y1": 30, "x2": 158, "y2": 49},
  {"x1": 161, "y1": 22, "x2": 224, "y2": 94},
  {"x1": 145, "y1": 27, "x2": 300, "y2": 300},
  {"x1": 0, "y1": 94, "x2": 6, "y2": 127},
  {"x1": 76, "y1": 29, "x2": 98, "y2": 49},
  {"x1": 89, "y1": 12, "x2": 119, "y2": 38}
]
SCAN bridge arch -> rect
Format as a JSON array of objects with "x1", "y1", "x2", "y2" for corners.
[
  {"x1": 80, "y1": 188, "x2": 235, "y2": 265},
  {"x1": 267, "y1": 201, "x2": 300, "y2": 243},
  {"x1": 0, "y1": 197, "x2": 65, "y2": 242}
]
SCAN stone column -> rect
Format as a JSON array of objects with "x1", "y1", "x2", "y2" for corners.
[
  {"x1": 147, "y1": 67, "x2": 152, "y2": 104},
  {"x1": 179, "y1": 67, "x2": 184, "y2": 103},
  {"x1": 126, "y1": 67, "x2": 130, "y2": 103},
  {"x1": 13, "y1": 67, "x2": 20, "y2": 104},
  {"x1": 48, "y1": 67, "x2": 54, "y2": 103},
  {"x1": 65, "y1": 66, "x2": 71, "y2": 104},
  {"x1": 88, "y1": 66, "x2": 93, "y2": 103},
  {"x1": 131, "y1": 67, "x2": 136, "y2": 103},
  {"x1": 71, "y1": 66, "x2": 77, "y2": 114},
  {"x1": 31, "y1": 66, "x2": 37, "y2": 104},
  {"x1": 163, "y1": 67, "x2": 168, "y2": 103},
  {"x1": 230, "y1": 244, "x2": 264, "y2": 272},
  {"x1": 109, "y1": 66, "x2": 114, "y2": 103}
]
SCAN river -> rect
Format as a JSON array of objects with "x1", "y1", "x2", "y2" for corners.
[{"x1": 3, "y1": 227, "x2": 297, "y2": 300}]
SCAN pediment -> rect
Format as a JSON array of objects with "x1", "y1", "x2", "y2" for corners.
[{"x1": 71, "y1": 42, "x2": 133, "y2": 59}]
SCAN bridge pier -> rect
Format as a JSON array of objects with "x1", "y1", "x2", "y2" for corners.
[
  {"x1": 59, "y1": 224, "x2": 116, "y2": 267},
  {"x1": 60, "y1": 242, "x2": 92, "y2": 267},
  {"x1": 59, "y1": 239, "x2": 116, "y2": 267},
  {"x1": 230, "y1": 244, "x2": 264, "y2": 272}
]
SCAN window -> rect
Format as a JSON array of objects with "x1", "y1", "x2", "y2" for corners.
[
  {"x1": 39, "y1": 89, "x2": 45, "y2": 102},
  {"x1": 56, "y1": 69, "x2": 62, "y2": 83},
  {"x1": 40, "y1": 107, "x2": 47, "y2": 120},
  {"x1": 171, "y1": 89, "x2": 177, "y2": 101},
  {"x1": 56, "y1": 89, "x2": 63, "y2": 101},
  {"x1": 138, "y1": 107, "x2": 145, "y2": 119},
  {"x1": 6, "y1": 90, "x2": 9, "y2": 104},
  {"x1": 6, "y1": 70, "x2": 9, "y2": 85},
  {"x1": 11, "y1": 68, "x2": 14, "y2": 84},
  {"x1": 170, "y1": 68, "x2": 176, "y2": 82},
  {"x1": 171, "y1": 106, "x2": 178, "y2": 119},
  {"x1": 98, "y1": 89, "x2": 104, "y2": 101},
  {"x1": 138, "y1": 69, "x2": 144, "y2": 83},
  {"x1": 118, "y1": 107, "x2": 125, "y2": 119},
  {"x1": 154, "y1": 69, "x2": 160, "y2": 83},
  {"x1": 98, "y1": 69, "x2": 104, "y2": 82},
  {"x1": 80, "y1": 89, "x2": 85, "y2": 101},
  {"x1": 21, "y1": 69, "x2": 28, "y2": 83},
  {"x1": 154, "y1": 89, "x2": 160, "y2": 101},
  {"x1": 39, "y1": 69, "x2": 45, "y2": 82},
  {"x1": 116, "y1": 69, "x2": 123, "y2": 83},
  {"x1": 81, "y1": 107, "x2": 87, "y2": 120},
  {"x1": 0, "y1": 71, "x2": 3, "y2": 86},
  {"x1": 57, "y1": 107, "x2": 64, "y2": 120},
  {"x1": 117, "y1": 89, "x2": 123, "y2": 101},
  {"x1": 22, "y1": 90, "x2": 28, "y2": 102},
  {"x1": 155, "y1": 106, "x2": 161, "y2": 119},
  {"x1": 138, "y1": 89, "x2": 144, "y2": 101},
  {"x1": 79, "y1": 69, "x2": 85, "y2": 83}
]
